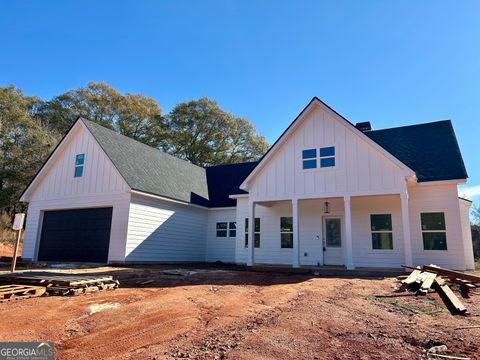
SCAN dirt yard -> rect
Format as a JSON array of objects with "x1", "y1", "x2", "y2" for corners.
[{"x1": 0, "y1": 265, "x2": 479, "y2": 359}]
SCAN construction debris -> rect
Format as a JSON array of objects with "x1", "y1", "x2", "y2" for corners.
[
  {"x1": 0, "y1": 284, "x2": 46, "y2": 302},
  {"x1": 400, "y1": 264, "x2": 479, "y2": 315},
  {"x1": 0, "y1": 271, "x2": 119, "y2": 299}
]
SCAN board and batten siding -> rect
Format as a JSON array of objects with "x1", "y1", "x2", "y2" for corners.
[
  {"x1": 408, "y1": 184, "x2": 468, "y2": 270},
  {"x1": 125, "y1": 194, "x2": 208, "y2": 262},
  {"x1": 22, "y1": 123, "x2": 131, "y2": 262},
  {"x1": 206, "y1": 208, "x2": 237, "y2": 263},
  {"x1": 29, "y1": 124, "x2": 129, "y2": 202},
  {"x1": 247, "y1": 103, "x2": 408, "y2": 202}
]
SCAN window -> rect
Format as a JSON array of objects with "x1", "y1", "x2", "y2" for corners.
[
  {"x1": 216, "y1": 222, "x2": 227, "y2": 237},
  {"x1": 280, "y1": 217, "x2": 293, "y2": 248},
  {"x1": 421, "y1": 212, "x2": 447, "y2": 250},
  {"x1": 320, "y1": 146, "x2": 335, "y2": 168},
  {"x1": 371, "y1": 214, "x2": 393, "y2": 250},
  {"x1": 302, "y1": 149, "x2": 317, "y2": 169},
  {"x1": 244, "y1": 218, "x2": 260, "y2": 248},
  {"x1": 74, "y1": 154, "x2": 85, "y2": 178},
  {"x1": 216, "y1": 222, "x2": 236, "y2": 238},
  {"x1": 229, "y1": 222, "x2": 236, "y2": 237},
  {"x1": 325, "y1": 218, "x2": 341, "y2": 247}
]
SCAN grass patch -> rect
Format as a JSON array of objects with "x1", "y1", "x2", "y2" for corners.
[{"x1": 366, "y1": 296, "x2": 443, "y2": 315}]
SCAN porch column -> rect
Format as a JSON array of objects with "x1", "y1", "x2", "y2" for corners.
[
  {"x1": 292, "y1": 198, "x2": 300, "y2": 268},
  {"x1": 247, "y1": 201, "x2": 255, "y2": 266},
  {"x1": 344, "y1": 195, "x2": 354, "y2": 270},
  {"x1": 400, "y1": 192, "x2": 413, "y2": 267}
]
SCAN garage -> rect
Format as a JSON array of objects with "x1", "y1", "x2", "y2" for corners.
[{"x1": 37, "y1": 207, "x2": 113, "y2": 262}]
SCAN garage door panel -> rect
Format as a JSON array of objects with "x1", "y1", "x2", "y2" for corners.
[{"x1": 38, "y1": 207, "x2": 113, "y2": 262}]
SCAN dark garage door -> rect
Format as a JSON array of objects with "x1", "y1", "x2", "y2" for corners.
[{"x1": 38, "y1": 207, "x2": 113, "y2": 262}]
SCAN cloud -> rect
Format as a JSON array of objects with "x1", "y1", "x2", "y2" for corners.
[{"x1": 458, "y1": 184, "x2": 480, "y2": 201}]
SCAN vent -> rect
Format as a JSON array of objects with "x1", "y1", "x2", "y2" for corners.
[{"x1": 355, "y1": 121, "x2": 372, "y2": 132}]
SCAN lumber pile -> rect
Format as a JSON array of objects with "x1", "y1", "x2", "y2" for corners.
[
  {"x1": 0, "y1": 271, "x2": 119, "y2": 299},
  {"x1": 399, "y1": 264, "x2": 480, "y2": 315},
  {"x1": 0, "y1": 284, "x2": 46, "y2": 302}
]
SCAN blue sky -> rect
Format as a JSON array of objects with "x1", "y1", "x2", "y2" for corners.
[{"x1": 1, "y1": 1, "x2": 479, "y2": 206}]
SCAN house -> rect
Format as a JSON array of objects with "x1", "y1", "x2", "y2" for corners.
[{"x1": 19, "y1": 97, "x2": 475, "y2": 270}]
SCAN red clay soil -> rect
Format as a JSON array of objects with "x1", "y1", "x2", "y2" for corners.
[
  {"x1": 0, "y1": 266, "x2": 479, "y2": 359},
  {"x1": 0, "y1": 242, "x2": 20, "y2": 259}
]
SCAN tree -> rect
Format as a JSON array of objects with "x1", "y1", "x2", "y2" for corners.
[
  {"x1": 36, "y1": 82, "x2": 165, "y2": 147},
  {"x1": 163, "y1": 97, "x2": 269, "y2": 166},
  {"x1": 0, "y1": 86, "x2": 59, "y2": 217}
]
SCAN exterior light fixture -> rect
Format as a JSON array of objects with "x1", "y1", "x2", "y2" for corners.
[{"x1": 323, "y1": 200, "x2": 330, "y2": 214}]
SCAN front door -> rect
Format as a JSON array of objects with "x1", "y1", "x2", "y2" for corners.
[{"x1": 323, "y1": 217, "x2": 343, "y2": 266}]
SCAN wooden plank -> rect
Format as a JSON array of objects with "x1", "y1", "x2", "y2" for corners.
[
  {"x1": 434, "y1": 278, "x2": 467, "y2": 315},
  {"x1": 402, "y1": 269, "x2": 422, "y2": 285},
  {"x1": 423, "y1": 265, "x2": 480, "y2": 284},
  {"x1": 418, "y1": 272, "x2": 438, "y2": 295}
]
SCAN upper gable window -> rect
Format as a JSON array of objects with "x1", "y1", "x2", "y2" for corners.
[
  {"x1": 320, "y1": 146, "x2": 335, "y2": 168},
  {"x1": 74, "y1": 154, "x2": 85, "y2": 178},
  {"x1": 302, "y1": 149, "x2": 317, "y2": 169}
]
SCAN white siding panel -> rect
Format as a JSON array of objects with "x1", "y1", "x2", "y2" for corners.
[
  {"x1": 408, "y1": 184, "x2": 467, "y2": 270},
  {"x1": 459, "y1": 199, "x2": 475, "y2": 270},
  {"x1": 206, "y1": 208, "x2": 237, "y2": 263},
  {"x1": 125, "y1": 194, "x2": 207, "y2": 262},
  {"x1": 351, "y1": 195, "x2": 405, "y2": 268}
]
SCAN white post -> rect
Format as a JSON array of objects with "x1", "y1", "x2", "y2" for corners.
[
  {"x1": 247, "y1": 201, "x2": 255, "y2": 266},
  {"x1": 400, "y1": 192, "x2": 413, "y2": 267},
  {"x1": 343, "y1": 195, "x2": 354, "y2": 270},
  {"x1": 292, "y1": 198, "x2": 300, "y2": 268}
]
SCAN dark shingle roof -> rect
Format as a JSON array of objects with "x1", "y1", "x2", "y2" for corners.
[
  {"x1": 205, "y1": 162, "x2": 258, "y2": 207},
  {"x1": 83, "y1": 120, "x2": 210, "y2": 206},
  {"x1": 365, "y1": 120, "x2": 468, "y2": 182}
]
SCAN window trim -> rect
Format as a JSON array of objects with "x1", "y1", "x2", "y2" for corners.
[
  {"x1": 244, "y1": 218, "x2": 260, "y2": 248},
  {"x1": 216, "y1": 222, "x2": 228, "y2": 238},
  {"x1": 216, "y1": 221, "x2": 236, "y2": 238},
  {"x1": 302, "y1": 148, "x2": 317, "y2": 170},
  {"x1": 74, "y1": 153, "x2": 85, "y2": 178},
  {"x1": 420, "y1": 212, "x2": 448, "y2": 251},
  {"x1": 370, "y1": 214, "x2": 394, "y2": 250},
  {"x1": 319, "y1": 146, "x2": 335, "y2": 168},
  {"x1": 280, "y1": 216, "x2": 293, "y2": 249}
]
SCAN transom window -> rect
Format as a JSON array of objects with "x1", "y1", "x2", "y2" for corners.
[
  {"x1": 302, "y1": 147, "x2": 336, "y2": 169},
  {"x1": 280, "y1": 217, "x2": 293, "y2": 248},
  {"x1": 74, "y1": 154, "x2": 85, "y2": 178},
  {"x1": 216, "y1": 222, "x2": 236, "y2": 238},
  {"x1": 371, "y1": 214, "x2": 393, "y2": 250},
  {"x1": 244, "y1": 218, "x2": 261, "y2": 248},
  {"x1": 421, "y1": 212, "x2": 447, "y2": 250},
  {"x1": 302, "y1": 149, "x2": 317, "y2": 169},
  {"x1": 320, "y1": 146, "x2": 335, "y2": 168}
]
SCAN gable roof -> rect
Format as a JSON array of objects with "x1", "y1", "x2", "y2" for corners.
[
  {"x1": 240, "y1": 97, "x2": 468, "y2": 189},
  {"x1": 365, "y1": 120, "x2": 468, "y2": 182},
  {"x1": 240, "y1": 97, "x2": 416, "y2": 189},
  {"x1": 205, "y1": 162, "x2": 258, "y2": 207},
  {"x1": 82, "y1": 119, "x2": 210, "y2": 206}
]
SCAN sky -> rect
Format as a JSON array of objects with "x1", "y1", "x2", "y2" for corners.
[{"x1": 1, "y1": 1, "x2": 479, "y2": 208}]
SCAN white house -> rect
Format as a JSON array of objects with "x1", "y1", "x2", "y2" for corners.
[{"x1": 19, "y1": 97, "x2": 475, "y2": 270}]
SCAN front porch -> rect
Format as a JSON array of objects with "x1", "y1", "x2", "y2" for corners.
[{"x1": 240, "y1": 193, "x2": 413, "y2": 270}]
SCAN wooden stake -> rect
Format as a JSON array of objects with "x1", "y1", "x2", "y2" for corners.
[{"x1": 10, "y1": 228, "x2": 22, "y2": 273}]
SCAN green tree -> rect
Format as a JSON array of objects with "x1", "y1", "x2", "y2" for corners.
[
  {"x1": 164, "y1": 97, "x2": 268, "y2": 166},
  {"x1": 0, "y1": 86, "x2": 59, "y2": 216},
  {"x1": 36, "y1": 82, "x2": 165, "y2": 147}
]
